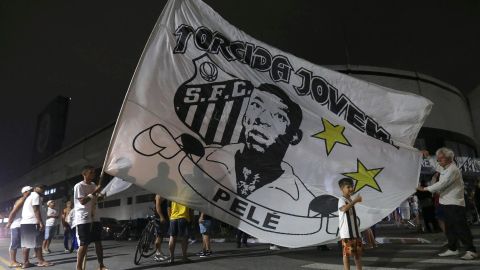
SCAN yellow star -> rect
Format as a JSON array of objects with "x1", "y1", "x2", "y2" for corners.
[
  {"x1": 342, "y1": 159, "x2": 383, "y2": 193},
  {"x1": 312, "y1": 118, "x2": 351, "y2": 155}
]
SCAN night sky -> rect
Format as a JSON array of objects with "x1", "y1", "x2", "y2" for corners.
[{"x1": 1, "y1": 0, "x2": 479, "y2": 184}]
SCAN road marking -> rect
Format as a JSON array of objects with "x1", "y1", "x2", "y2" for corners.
[
  {"x1": 0, "y1": 255, "x2": 21, "y2": 270},
  {"x1": 302, "y1": 262, "x2": 415, "y2": 270}
]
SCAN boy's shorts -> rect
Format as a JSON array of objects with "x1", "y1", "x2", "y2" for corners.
[{"x1": 342, "y1": 238, "x2": 362, "y2": 257}]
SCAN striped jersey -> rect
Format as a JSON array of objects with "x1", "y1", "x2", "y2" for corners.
[{"x1": 338, "y1": 196, "x2": 360, "y2": 239}]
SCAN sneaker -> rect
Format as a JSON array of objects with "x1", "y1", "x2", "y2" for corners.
[
  {"x1": 153, "y1": 254, "x2": 167, "y2": 262},
  {"x1": 270, "y1": 245, "x2": 280, "y2": 251},
  {"x1": 188, "y1": 239, "x2": 197, "y2": 245},
  {"x1": 195, "y1": 251, "x2": 204, "y2": 256},
  {"x1": 200, "y1": 250, "x2": 212, "y2": 257},
  {"x1": 438, "y1": 249, "x2": 459, "y2": 257},
  {"x1": 64, "y1": 249, "x2": 70, "y2": 253},
  {"x1": 461, "y1": 251, "x2": 478, "y2": 260}
]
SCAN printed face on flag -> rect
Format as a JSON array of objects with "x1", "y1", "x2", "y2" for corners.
[
  {"x1": 243, "y1": 86, "x2": 300, "y2": 154},
  {"x1": 104, "y1": 0, "x2": 432, "y2": 248}
]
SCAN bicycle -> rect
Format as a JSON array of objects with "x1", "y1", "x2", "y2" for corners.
[
  {"x1": 114, "y1": 220, "x2": 134, "y2": 241},
  {"x1": 134, "y1": 215, "x2": 160, "y2": 265}
]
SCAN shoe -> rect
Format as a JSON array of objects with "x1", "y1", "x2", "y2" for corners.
[
  {"x1": 169, "y1": 257, "x2": 174, "y2": 265},
  {"x1": 188, "y1": 239, "x2": 197, "y2": 245},
  {"x1": 270, "y1": 245, "x2": 280, "y2": 251},
  {"x1": 200, "y1": 250, "x2": 212, "y2": 257},
  {"x1": 195, "y1": 251, "x2": 204, "y2": 256},
  {"x1": 438, "y1": 249, "x2": 459, "y2": 257},
  {"x1": 461, "y1": 251, "x2": 478, "y2": 260},
  {"x1": 153, "y1": 254, "x2": 167, "y2": 262},
  {"x1": 64, "y1": 249, "x2": 70, "y2": 253}
]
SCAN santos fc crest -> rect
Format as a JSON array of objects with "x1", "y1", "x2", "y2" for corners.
[{"x1": 174, "y1": 54, "x2": 254, "y2": 146}]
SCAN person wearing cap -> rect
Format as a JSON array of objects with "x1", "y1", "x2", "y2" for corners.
[
  {"x1": 5, "y1": 186, "x2": 32, "y2": 268},
  {"x1": 42, "y1": 200, "x2": 59, "y2": 254},
  {"x1": 20, "y1": 184, "x2": 53, "y2": 267}
]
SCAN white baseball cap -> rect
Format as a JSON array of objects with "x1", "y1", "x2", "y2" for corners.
[{"x1": 21, "y1": 186, "x2": 33, "y2": 193}]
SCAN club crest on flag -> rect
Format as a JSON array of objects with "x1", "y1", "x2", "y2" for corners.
[{"x1": 174, "y1": 54, "x2": 254, "y2": 146}]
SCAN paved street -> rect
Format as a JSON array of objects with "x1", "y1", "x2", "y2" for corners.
[{"x1": 0, "y1": 225, "x2": 479, "y2": 270}]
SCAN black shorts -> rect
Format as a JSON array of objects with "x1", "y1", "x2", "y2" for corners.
[
  {"x1": 169, "y1": 218, "x2": 189, "y2": 237},
  {"x1": 154, "y1": 219, "x2": 169, "y2": 237},
  {"x1": 76, "y1": 222, "x2": 102, "y2": 246}
]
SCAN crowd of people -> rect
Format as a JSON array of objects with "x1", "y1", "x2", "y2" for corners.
[
  {"x1": 2, "y1": 147, "x2": 479, "y2": 269},
  {"x1": 4, "y1": 166, "x2": 107, "y2": 269}
]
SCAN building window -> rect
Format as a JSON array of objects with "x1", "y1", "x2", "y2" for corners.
[
  {"x1": 127, "y1": 197, "x2": 132, "y2": 205},
  {"x1": 44, "y1": 188, "x2": 56, "y2": 196},
  {"x1": 135, "y1": 194, "x2": 155, "y2": 204},
  {"x1": 98, "y1": 199, "x2": 121, "y2": 209}
]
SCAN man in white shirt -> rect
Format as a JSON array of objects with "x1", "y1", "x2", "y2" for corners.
[
  {"x1": 6, "y1": 186, "x2": 32, "y2": 268},
  {"x1": 417, "y1": 147, "x2": 477, "y2": 260},
  {"x1": 20, "y1": 184, "x2": 53, "y2": 267},
  {"x1": 74, "y1": 165, "x2": 107, "y2": 270},
  {"x1": 42, "y1": 200, "x2": 58, "y2": 253}
]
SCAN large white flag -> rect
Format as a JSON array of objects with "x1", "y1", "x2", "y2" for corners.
[{"x1": 104, "y1": 0, "x2": 433, "y2": 247}]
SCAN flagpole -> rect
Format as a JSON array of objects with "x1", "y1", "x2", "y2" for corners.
[
  {"x1": 80, "y1": 4, "x2": 176, "y2": 270},
  {"x1": 97, "y1": 0, "x2": 176, "y2": 181}
]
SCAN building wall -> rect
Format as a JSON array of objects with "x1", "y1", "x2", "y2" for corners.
[{"x1": 327, "y1": 65, "x2": 476, "y2": 141}]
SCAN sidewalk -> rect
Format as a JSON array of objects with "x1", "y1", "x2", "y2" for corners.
[{"x1": 375, "y1": 223, "x2": 480, "y2": 245}]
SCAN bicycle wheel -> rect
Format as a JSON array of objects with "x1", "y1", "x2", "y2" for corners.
[
  {"x1": 134, "y1": 238, "x2": 143, "y2": 265},
  {"x1": 134, "y1": 224, "x2": 150, "y2": 265},
  {"x1": 141, "y1": 222, "x2": 157, "y2": 257}
]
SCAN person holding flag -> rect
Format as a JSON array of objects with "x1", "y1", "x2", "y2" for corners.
[{"x1": 74, "y1": 165, "x2": 108, "y2": 270}]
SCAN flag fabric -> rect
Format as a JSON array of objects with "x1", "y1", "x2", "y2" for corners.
[
  {"x1": 104, "y1": 0, "x2": 432, "y2": 247},
  {"x1": 101, "y1": 177, "x2": 132, "y2": 197},
  {"x1": 422, "y1": 156, "x2": 480, "y2": 175}
]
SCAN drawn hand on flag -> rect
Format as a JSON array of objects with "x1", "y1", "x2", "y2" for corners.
[{"x1": 132, "y1": 124, "x2": 205, "y2": 160}]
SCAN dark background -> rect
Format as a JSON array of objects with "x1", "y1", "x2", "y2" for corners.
[{"x1": 1, "y1": 0, "x2": 479, "y2": 183}]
